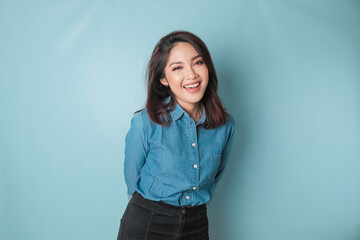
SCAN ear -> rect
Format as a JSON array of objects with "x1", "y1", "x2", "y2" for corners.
[{"x1": 160, "y1": 77, "x2": 169, "y2": 87}]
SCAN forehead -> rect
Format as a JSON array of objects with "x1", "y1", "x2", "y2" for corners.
[{"x1": 168, "y1": 42, "x2": 199, "y2": 60}]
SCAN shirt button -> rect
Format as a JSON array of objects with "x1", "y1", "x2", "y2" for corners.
[
  {"x1": 181, "y1": 208, "x2": 186, "y2": 214},
  {"x1": 192, "y1": 142, "x2": 196, "y2": 147},
  {"x1": 193, "y1": 164, "x2": 198, "y2": 168},
  {"x1": 185, "y1": 195, "x2": 190, "y2": 200},
  {"x1": 193, "y1": 186, "x2": 197, "y2": 190}
]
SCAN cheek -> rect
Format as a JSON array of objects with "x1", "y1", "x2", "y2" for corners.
[
  {"x1": 169, "y1": 78, "x2": 185, "y2": 91},
  {"x1": 200, "y1": 67, "x2": 209, "y2": 78},
  {"x1": 166, "y1": 73, "x2": 182, "y2": 86},
  {"x1": 202, "y1": 80, "x2": 209, "y2": 91},
  {"x1": 202, "y1": 70, "x2": 209, "y2": 84},
  {"x1": 202, "y1": 74, "x2": 209, "y2": 90}
]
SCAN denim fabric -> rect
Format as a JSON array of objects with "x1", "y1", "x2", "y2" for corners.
[
  {"x1": 124, "y1": 95, "x2": 235, "y2": 206},
  {"x1": 117, "y1": 191, "x2": 209, "y2": 240}
]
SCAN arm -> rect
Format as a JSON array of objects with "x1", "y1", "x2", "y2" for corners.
[
  {"x1": 124, "y1": 112, "x2": 148, "y2": 200},
  {"x1": 215, "y1": 115, "x2": 235, "y2": 187}
]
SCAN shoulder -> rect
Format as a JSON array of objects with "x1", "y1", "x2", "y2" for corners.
[
  {"x1": 211, "y1": 112, "x2": 235, "y2": 140},
  {"x1": 224, "y1": 113, "x2": 235, "y2": 132},
  {"x1": 130, "y1": 108, "x2": 157, "y2": 130},
  {"x1": 226, "y1": 113, "x2": 235, "y2": 127},
  {"x1": 129, "y1": 109, "x2": 147, "y2": 130},
  {"x1": 130, "y1": 109, "x2": 143, "y2": 123},
  {"x1": 221, "y1": 113, "x2": 235, "y2": 141}
]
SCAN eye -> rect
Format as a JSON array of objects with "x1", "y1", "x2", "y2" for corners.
[
  {"x1": 172, "y1": 66, "x2": 182, "y2": 71},
  {"x1": 195, "y1": 60, "x2": 204, "y2": 65}
]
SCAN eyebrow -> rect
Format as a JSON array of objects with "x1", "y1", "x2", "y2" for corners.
[{"x1": 169, "y1": 55, "x2": 202, "y2": 67}]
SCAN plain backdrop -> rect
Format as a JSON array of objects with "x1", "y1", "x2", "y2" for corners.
[{"x1": 1, "y1": 0, "x2": 359, "y2": 239}]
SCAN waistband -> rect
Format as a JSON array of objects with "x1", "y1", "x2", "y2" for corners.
[{"x1": 132, "y1": 191, "x2": 207, "y2": 216}]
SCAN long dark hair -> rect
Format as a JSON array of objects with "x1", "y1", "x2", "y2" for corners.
[{"x1": 137, "y1": 30, "x2": 228, "y2": 129}]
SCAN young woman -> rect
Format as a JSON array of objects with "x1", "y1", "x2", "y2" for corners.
[{"x1": 117, "y1": 30, "x2": 235, "y2": 240}]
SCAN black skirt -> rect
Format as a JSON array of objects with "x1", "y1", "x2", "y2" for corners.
[{"x1": 117, "y1": 191, "x2": 209, "y2": 240}]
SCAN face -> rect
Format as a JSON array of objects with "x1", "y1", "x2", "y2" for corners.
[{"x1": 160, "y1": 42, "x2": 209, "y2": 111}]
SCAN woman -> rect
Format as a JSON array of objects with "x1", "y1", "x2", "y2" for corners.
[{"x1": 117, "y1": 30, "x2": 235, "y2": 240}]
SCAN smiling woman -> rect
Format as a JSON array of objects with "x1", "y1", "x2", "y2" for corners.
[
  {"x1": 117, "y1": 30, "x2": 235, "y2": 240},
  {"x1": 160, "y1": 42, "x2": 209, "y2": 123}
]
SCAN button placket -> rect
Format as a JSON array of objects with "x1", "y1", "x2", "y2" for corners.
[{"x1": 188, "y1": 116, "x2": 199, "y2": 204}]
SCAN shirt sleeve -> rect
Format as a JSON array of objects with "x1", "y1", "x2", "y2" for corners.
[
  {"x1": 124, "y1": 111, "x2": 148, "y2": 198},
  {"x1": 215, "y1": 115, "x2": 235, "y2": 186}
]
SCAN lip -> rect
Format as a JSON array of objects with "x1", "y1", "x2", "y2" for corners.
[{"x1": 183, "y1": 80, "x2": 201, "y2": 88}]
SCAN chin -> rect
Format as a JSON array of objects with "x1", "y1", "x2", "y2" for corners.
[{"x1": 189, "y1": 96, "x2": 204, "y2": 104}]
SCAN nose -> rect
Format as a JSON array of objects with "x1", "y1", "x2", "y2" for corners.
[{"x1": 185, "y1": 66, "x2": 198, "y2": 80}]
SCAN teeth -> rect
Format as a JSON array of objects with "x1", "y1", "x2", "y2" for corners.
[{"x1": 184, "y1": 83, "x2": 200, "y2": 88}]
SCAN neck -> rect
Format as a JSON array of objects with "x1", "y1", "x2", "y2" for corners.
[{"x1": 182, "y1": 102, "x2": 203, "y2": 123}]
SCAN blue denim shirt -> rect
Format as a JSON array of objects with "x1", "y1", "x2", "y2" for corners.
[{"x1": 124, "y1": 96, "x2": 235, "y2": 206}]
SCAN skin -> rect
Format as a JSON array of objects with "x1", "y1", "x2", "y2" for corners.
[{"x1": 160, "y1": 42, "x2": 209, "y2": 123}]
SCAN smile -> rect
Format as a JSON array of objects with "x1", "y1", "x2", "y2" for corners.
[
  {"x1": 183, "y1": 82, "x2": 201, "y2": 93},
  {"x1": 184, "y1": 82, "x2": 200, "y2": 89}
]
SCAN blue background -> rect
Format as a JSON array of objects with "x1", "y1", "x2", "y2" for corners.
[{"x1": 1, "y1": 1, "x2": 359, "y2": 239}]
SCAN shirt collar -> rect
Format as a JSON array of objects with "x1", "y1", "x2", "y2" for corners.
[{"x1": 165, "y1": 95, "x2": 206, "y2": 124}]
